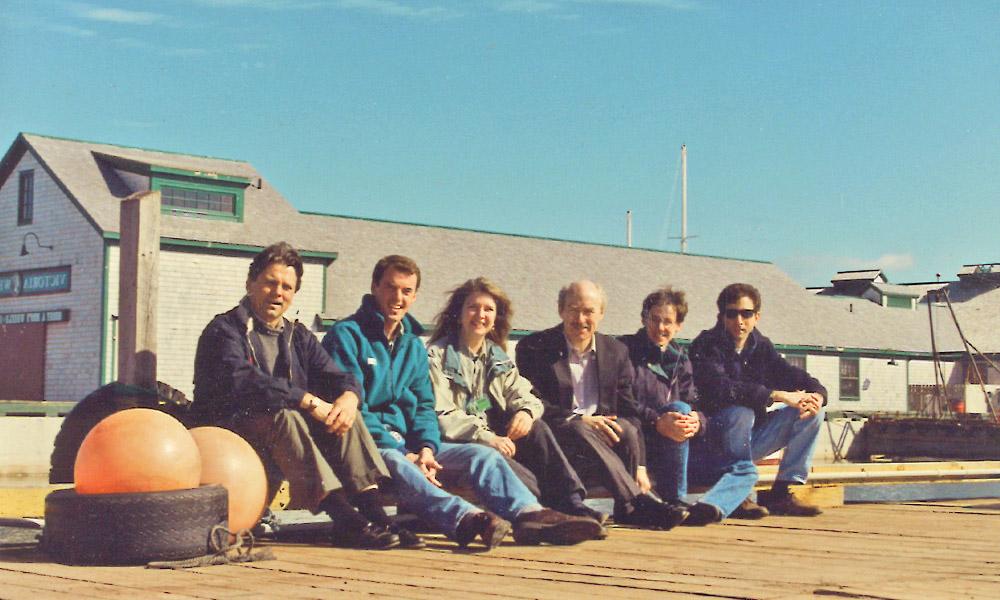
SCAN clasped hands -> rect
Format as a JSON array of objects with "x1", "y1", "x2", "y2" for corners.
[
  {"x1": 772, "y1": 390, "x2": 823, "y2": 419},
  {"x1": 301, "y1": 391, "x2": 359, "y2": 435}
]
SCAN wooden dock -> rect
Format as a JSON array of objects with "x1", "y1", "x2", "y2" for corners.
[{"x1": 2, "y1": 498, "x2": 998, "y2": 599}]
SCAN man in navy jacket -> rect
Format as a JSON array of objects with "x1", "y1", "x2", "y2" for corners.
[
  {"x1": 192, "y1": 242, "x2": 400, "y2": 549},
  {"x1": 685, "y1": 283, "x2": 826, "y2": 525}
]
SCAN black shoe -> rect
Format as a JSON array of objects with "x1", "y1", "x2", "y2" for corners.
[
  {"x1": 616, "y1": 494, "x2": 689, "y2": 530},
  {"x1": 330, "y1": 522, "x2": 401, "y2": 549},
  {"x1": 392, "y1": 525, "x2": 427, "y2": 549},
  {"x1": 758, "y1": 490, "x2": 822, "y2": 517},
  {"x1": 562, "y1": 501, "x2": 610, "y2": 526},
  {"x1": 513, "y1": 508, "x2": 604, "y2": 545},
  {"x1": 682, "y1": 502, "x2": 722, "y2": 526},
  {"x1": 456, "y1": 511, "x2": 511, "y2": 550},
  {"x1": 730, "y1": 496, "x2": 769, "y2": 520}
]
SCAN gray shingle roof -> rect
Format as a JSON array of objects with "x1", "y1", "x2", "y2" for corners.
[{"x1": 11, "y1": 133, "x2": 998, "y2": 356}]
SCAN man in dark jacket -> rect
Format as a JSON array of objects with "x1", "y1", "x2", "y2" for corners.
[
  {"x1": 686, "y1": 283, "x2": 826, "y2": 525},
  {"x1": 192, "y1": 242, "x2": 403, "y2": 549},
  {"x1": 619, "y1": 287, "x2": 703, "y2": 507},
  {"x1": 516, "y1": 280, "x2": 689, "y2": 529}
]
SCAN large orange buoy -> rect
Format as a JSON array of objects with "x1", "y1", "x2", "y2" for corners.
[
  {"x1": 75, "y1": 408, "x2": 201, "y2": 494},
  {"x1": 189, "y1": 427, "x2": 268, "y2": 532}
]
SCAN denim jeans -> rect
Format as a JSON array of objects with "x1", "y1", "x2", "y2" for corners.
[
  {"x1": 687, "y1": 404, "x2": 824, "y2": 518},
  {"x1": 645, "y1": 401, "x2": 691, "y2": 503},
  {"x1": 380, "y1": 442, "x2": 542, "y2": 538}
]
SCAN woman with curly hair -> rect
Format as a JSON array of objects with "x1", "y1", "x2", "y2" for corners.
[{"x1": 428, "y1": 277, "x2": 607, "y2": 525}]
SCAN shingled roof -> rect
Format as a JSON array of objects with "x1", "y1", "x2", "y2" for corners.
[{"x1": 6, "y1": 133, "x2": 996, "y2": 356}]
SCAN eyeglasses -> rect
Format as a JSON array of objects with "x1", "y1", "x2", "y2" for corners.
[{"x1": 724, "y1": 308, "x2": 757, "y2": 320}]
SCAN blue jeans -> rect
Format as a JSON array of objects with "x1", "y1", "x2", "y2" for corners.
[
  {"x1": 688, "y1": 404, "x2": 824, "y2": 518},
  {"x1": 645, "y1": 401, "x2": 691, "y2": 504},
  {"x1": 380, "y1": 442, "x2": 542, "y2": 538}
]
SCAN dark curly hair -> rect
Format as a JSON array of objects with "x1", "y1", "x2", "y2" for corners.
[
  {"x1": 247, "y1": 241, "x2": 303, "y2": 291},
  {"x1": 640, "y1": 286, "x2": 689, "y2": 324}
]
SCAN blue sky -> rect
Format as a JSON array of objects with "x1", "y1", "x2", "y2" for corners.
[{"x1": 2, "y1": 0, "x2": 998, "y2": 287}]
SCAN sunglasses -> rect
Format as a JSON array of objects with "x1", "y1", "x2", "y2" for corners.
[{"x1": 724, "y1": 308, "x2": 757, "y2": 320}]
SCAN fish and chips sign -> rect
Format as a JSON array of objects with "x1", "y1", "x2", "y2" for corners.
[{"x1": 0, "y1": 266, "x2": 71, "y2": 297}]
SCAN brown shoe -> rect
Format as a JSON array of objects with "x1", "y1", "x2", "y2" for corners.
[
  {"x1": 730, "y1": 496, "x2": 770, "y2": 520},
  {"x1": 513, "y1": 509, "x2": 603, "y2": 545},
  {"x1": 758, "y1": 490, "x2": 822, "y2": 517},
  {"x1": 456, "y1": 511, "x2": 511, "y2": 549}
]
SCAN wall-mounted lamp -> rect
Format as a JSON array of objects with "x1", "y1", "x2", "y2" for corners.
[
  {"x1": 887, "y1": 358, "x2": 899, "y2": 366},
  {"x1": 20, "y1": 231, "x2": 54, "y2": 256}
]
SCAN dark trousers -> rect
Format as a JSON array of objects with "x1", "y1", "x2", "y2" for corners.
[
  {"x1": 502, "y1": 419, "x2": 587, "y2": 508},
  {"x1": 551, "y1": 416, "x2": 642, "y2": 510}
]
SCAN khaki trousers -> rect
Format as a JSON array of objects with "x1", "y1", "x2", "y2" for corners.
[{"x1": 234, "y1": 409, "x2": 389, "y2": 513}]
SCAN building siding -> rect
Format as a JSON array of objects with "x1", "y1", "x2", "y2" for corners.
[{"x1": 0, "y1": 151, "x2": 103, "y2": 401}]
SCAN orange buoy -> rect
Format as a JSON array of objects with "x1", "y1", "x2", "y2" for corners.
[
  {"x1": 74, "y1": 408, "x2": 201, "y2": 494},
  {"x1": 189, "y1": 426, "x2": 268, "y2": 532}
]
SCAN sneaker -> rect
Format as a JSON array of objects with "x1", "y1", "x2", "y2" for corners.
[
  {"x1": 730, "y1": 496, "x2": 769, "y2": 520},
  {"x1": 615, "y1": 494, "x2": 689, "y2": 530},
  {"x1": 456, "y1": 510, "x2": 512, "y2": 549},
  {"x1": 682, "y1": 502, "x2": 722, "y2": 526},
  {"x1": 330, "y1": 522, "x2": 400, "y2": 550},
  {"x1": 513, "y1": 509, "x2": 604, "y2": 545},
  {"x1": 758, "y1": 490, "x2": 822, "y2": 517}
]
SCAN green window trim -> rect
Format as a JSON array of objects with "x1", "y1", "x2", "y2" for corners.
[
  {"x1": 151, "y1": 176, "x2": 245, "y2": 222},
  {"x1": 839, "y1": 357, "x2": 861, "y2": 401},
  {"x1": 17, "y1": 170, "x2": 34, "y2": 225}
]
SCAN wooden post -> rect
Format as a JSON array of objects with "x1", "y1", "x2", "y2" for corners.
[{"x1": 117, "y1": 191, "x2": 160, "y2": 389}]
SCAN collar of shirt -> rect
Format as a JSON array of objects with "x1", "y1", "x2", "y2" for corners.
[{"x1": 564, "y1": 334, "x2": 597, "y2": 359}]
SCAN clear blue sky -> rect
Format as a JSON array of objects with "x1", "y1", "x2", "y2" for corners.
[{"x1": 2, "y1": 0, "x2": 998, "y2": 287}]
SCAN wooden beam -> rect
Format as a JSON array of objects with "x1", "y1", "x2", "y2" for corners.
[{"x1": 117, "y1": 191, "x2": 160, "y2": 389}]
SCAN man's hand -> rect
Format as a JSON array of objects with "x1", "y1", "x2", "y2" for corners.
[
  {"x1": 655, "y1": 411, "x2": 700, "y2": 442},
  {"x1": 488, "y1": 436, "x2": 517, "y2": 457},
  {"x1": 636, "y1": 465, "x2": 652, "y2": 494},
  {"x1": 581, "y1": 414, "x2": 623, "y2": 445},
  {"x1": 506, "y1": 411, "x2": 533, "y2": 441},
  {"x1": 324, "y1": 391, "x2": 360, "y2": 435},
  {"x1": 772, "y1": 390, "x2": 823, "y2": 420},
  {"x1": 406, "y1": 447, "x2": 443, "y2": 487}
]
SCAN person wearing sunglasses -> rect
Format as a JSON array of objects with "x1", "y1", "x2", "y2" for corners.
[{"x1": 684, "y1": 283, "x2": 826, "y2": 525}]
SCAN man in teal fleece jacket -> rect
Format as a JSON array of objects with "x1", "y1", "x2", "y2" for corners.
[{"x1": 322, "y1": 255, "x2": 602, "y2": 549}]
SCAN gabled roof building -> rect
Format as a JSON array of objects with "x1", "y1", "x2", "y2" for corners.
[{"x1": 1, "y1": 133, "x2": 997, "y2": 416}]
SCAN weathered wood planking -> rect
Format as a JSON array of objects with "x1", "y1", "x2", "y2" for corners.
[{"x1": 1, "y1": 500, "x2": 997, "y2": 599}]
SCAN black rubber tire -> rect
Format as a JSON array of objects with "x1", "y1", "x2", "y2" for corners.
[{"x1": 41, "y1": 485, "x2": 228, "y2": 565}]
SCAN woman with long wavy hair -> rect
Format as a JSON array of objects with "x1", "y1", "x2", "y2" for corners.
[{"x1": 428, "y1": 277, "x2": 607, "y2": 525}]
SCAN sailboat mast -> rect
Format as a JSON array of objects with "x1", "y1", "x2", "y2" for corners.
[{"x1": 681, "y1": 144, "x2": 688, "y2": 254}]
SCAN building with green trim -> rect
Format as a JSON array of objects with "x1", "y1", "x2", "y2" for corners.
[{"x1": 1, "y1": 133, "x2": 997, "y2": 416}]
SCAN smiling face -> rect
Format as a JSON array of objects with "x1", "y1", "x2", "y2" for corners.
[
  {"x1": 643, "y1": 303, "x2": 683, "y2": 348},
  {"x1": 371, "y1": 267, "x2": 419, "y2": 337},
  {"x1": 246, "y1": 262, "x2": 298, "y2": 329},
  {"x1": 559, "y1": 283, "x2": 605, "y2": 351},
  {"x1": 723, "y1": 295, "x2": 760, "y2": 349},
  {"x1": 459, "y1": 291, "x2": 497, "y2": 350}
]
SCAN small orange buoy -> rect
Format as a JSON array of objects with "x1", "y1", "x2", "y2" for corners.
[
  {"x1": 74, "y1": 408, "x2": 201, "y2": 494},
  {"x1": 189, "y1": 427, "x2": 268, "y2": 533}
]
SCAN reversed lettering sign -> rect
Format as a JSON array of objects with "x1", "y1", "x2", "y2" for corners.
[
  {"x1": 17, "y1": 267, "x2": 71, "y2": 296},
  {"x1": 0, "y1": 272, "x2": 18, "y2": 297},
  {"x1": 0, "y1": 309, "x2": 70, "y2": 324}
]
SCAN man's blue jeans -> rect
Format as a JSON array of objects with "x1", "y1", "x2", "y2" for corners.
[
  {"x1": 380, "y1": 442, "x2": 542, "y2": 538},
  {"x1": 685, "y1": 404, "x2": 824, "y2": 518},
  {"x1": 646, "y1": 401, "x2": 692, "y2": 503}
]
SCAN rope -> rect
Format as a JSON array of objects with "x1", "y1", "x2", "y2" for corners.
[{"x1": 146, "y1": 525, "x2": 275, "y2": 569}]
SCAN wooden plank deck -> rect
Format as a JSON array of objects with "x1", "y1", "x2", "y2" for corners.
[{"x1": 1, "y1": 499, "x2": 998, "y2": 599}]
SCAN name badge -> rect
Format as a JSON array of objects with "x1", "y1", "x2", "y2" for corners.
[
  {"x1": 471, "y1": 395, "x2": 492, "y2": 413},
  {"x1": 367, "y1": 357, "x2": 378, "y2": 366}
]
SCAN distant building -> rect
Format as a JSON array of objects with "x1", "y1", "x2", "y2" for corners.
[{"x1": 2, "y1": 133, "x2": 997, "y2": 416}]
